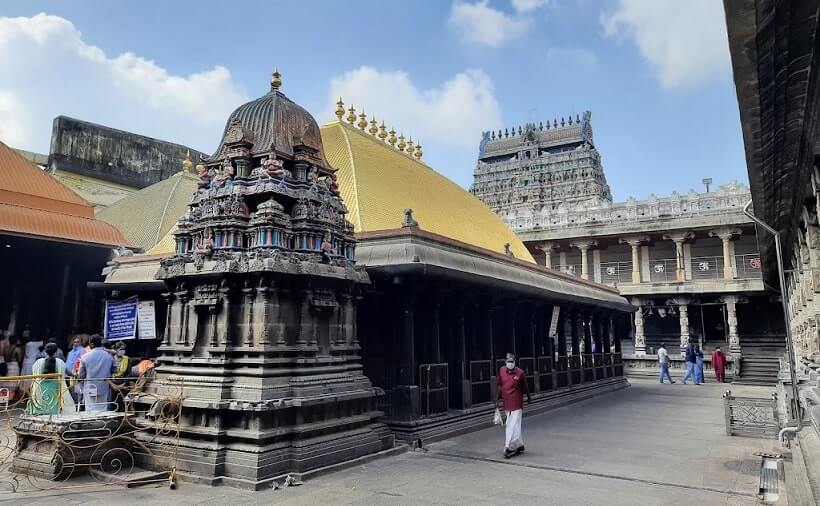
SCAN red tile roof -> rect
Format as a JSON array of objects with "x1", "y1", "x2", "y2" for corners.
[{"x1": 0, "y1": 141, "x2": 128, "y2": 247}]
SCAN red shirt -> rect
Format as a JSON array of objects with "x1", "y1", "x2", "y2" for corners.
[
  {"x1": 497, "y1": 366, "x2": 529, "y2": 411},
  {"x1": 711, "y1": 350, "x2": 726, "y2": 370}
]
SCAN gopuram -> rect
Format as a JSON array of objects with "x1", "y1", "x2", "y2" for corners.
[{"x1": 141, "y1": 71, "x2": 393, "y2": 487}]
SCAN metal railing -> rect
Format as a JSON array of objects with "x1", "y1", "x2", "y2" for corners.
[
  {"x1": 418, "y1": 363, "x2": 449, "y2": 417},
  {"x1": 735, "y1": 254, "x2": 763, "y2": 279},
  {"x1": 469, "y1": 360, "x2": 493, "y2": 405},
  {"x1": 600, "y1": 261, "x2": 633, "y2": 286},
  {"x1": 691, "y1": 256, "x2": 724, "y2": 280},
  {"x1": 649, "y1": 258, "x2": 677, "y2": 282},
  {"x1": 0, "y1": 373, "x2": 182, "y2": 493},
  {"x1": 723, "y1": 390, "x2": 779, "y2": 438}
]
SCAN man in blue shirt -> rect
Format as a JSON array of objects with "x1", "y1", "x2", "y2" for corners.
[{"x1": 78, "y1": 334, "x2": 117, "y2": 411}]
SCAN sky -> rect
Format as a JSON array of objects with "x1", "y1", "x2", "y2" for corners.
[{"x1": 0, "y1": 0, "x2": 744, "y2": 200}]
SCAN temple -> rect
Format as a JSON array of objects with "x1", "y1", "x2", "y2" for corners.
[
  {"x1": 98, "y1": 70, "x2": 635, "y2": 487},
  {"x1": 472, "y1": 113, "x2": 786, "y2": 384}
]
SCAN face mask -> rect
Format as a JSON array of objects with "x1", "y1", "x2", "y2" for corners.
[
  {"x1": 117, "y1": 350, "x2": 125, "y2": 357},
  {"x1": 73, "y1": 344, "x2": 80, "y2": 349},
  {"x1": 505, "y1": 362, "x2": 515, "y2": 370}
]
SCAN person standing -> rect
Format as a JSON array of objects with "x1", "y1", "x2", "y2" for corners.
[
  {"x1": 65, "y1": 336, "x2": 84, "y2": 376},
  {"x1": 694, "y1": 346, "x2": 705, "y2": 385},
  {"x1": 496, "y1": 353, "x2": 531, "y2": 459},
  {"x1": 682, "y1": 343, "x2": 697, "y2": 384},
  {"x1": 77, "y1": 335, "x2": 117, "y2": 412},
  {"x1": 27, "y1": 342, "x2": 74, "y2": 415},
  {"x1": 657, "y1": 343, "x2": 675, "y2": 384},
  {"x1": 711, "y1": 346, "x2": 727, "y2": 383}
]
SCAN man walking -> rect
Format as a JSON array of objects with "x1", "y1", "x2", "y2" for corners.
[
  {"x1": 496, "y1": 353, "x2": 531, "y2": 459},
  {"x1": 711, "y1": 346, "x2": 727, "y2": 383},
  {"x1": 681, "y1": 342, "x2": 697, "y2": 384},
  {"x1": 657, "y1": 343, "x2": 674, "y2": 384}
]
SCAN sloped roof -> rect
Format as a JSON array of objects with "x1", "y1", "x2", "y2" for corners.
[
  {"x1": 96, "y1": 170, "x2": 197, "y2": 251},
  {"x1": 320, "y1": 120, "x2": 535, "y2": 262},
  {"x1": 0, "y1": 140, "x2": 126, "y2": 247}
]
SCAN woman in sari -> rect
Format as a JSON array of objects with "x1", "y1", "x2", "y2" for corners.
[{"x1": 27, "y1": 342, "x2": 75, "y2": 415}]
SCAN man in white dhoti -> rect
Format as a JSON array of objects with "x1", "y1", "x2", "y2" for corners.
[{"x1": 496, "y1": 353, "x2": 531, "y2": 458}]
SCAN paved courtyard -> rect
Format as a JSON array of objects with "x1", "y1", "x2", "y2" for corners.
[{"x1": 0, "y1": 379, "x2": 780, "y2": 505}]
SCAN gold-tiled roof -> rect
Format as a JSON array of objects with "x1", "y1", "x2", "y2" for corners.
[
  {"x1": 97, "y1": 171, "x2": 197, "y2": 251},
  {"x1": 320, "y1": 120, "x2": 534, "y2": 262}
]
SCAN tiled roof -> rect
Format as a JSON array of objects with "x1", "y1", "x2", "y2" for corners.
[
  {"x1": 320, "y1": 120, "x2": 535, "y2": 262},
  {"x1": 0, "y1": 141, "x2": 127, "y2": 247},
  {"x1": 96, "y1": 170, "x2": 197, "y2": 251}
]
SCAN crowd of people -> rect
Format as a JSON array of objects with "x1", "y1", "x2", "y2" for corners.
[
  {"x1": 657, "y1": 342, "x2": 727, "y2": 385},
  {"x1": 0, "y1": 329, "x2": 157, "y2": 416}
]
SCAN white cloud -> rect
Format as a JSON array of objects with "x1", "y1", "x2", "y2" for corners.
[
  {"x1": 511, "y1": 0, "x2": 549, "y2": 14},
  {"x1": 0, "y1": 13, "x2": 247, "y2": 153},
  {"x1": 328, "y1": 66, "x2": 502, "y2": 148},
  {"x1": 448, "y1": 1, "x2": 530, "y2": 48},
  {"x1": 601, "y1": 0, "x2": 730, "y2": 90},
  {"x1": 545, "y1": 47, "x2": 598, "y2": 70}
]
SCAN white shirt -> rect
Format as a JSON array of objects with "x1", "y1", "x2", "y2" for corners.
[{"x1": 657, "y1": 347, "x2": 669, "y2": 364}]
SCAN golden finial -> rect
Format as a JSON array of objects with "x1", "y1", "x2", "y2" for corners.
[
  {"x1": 195, "y1": 162, "x2": 206, "y2": 174},
  {"x1": 182, "y1": 150, "x2": 193, "y2": 172},
  {"x1": 378, "y1": 120, "x2": 388, "y2": 141},
  {"x1": 414, "y1": 142, "x2": 423, "y2": 160},
  {"x1": 271, "y1": 67, "x2": 282, "y2": 91},
  {"x1": 335, "y1": 97, "x2": 345, "y2": 120},
  {"x1": 346, "y1": 105, "x2": 357, "y2": 124},
  {"x1": 406, "y1": 137, "x2": 415, "y2": 155},
  {"x1": 388, "y1": 128, "x2": 397, "y2": 147},
  {"x1": 368, "y1": 116, "x2": 379, "y2": 136},
  {"x1": 397, "y1": 133, "x2": 406, "y2": 151},
  {"x1": 357, "y1": 111, "x2": 368, "y2": 130}
]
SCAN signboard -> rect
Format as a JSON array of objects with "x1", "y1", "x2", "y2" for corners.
[
  {"x1": 137, "y1": 300, "x2": 157, "y2": 339},
  {"x1": 105, "y1": 297, "x2": 138, "y2": 340},
  {"x1": 548, "y1": 306, "x2": 561, "y2": 337}
]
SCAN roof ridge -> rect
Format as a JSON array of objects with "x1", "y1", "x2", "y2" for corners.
[
  {"x1": 154, "y1": 172, "x2": 187, "y2": 244},
  {"x1": 336, "y1": 123, "x2": 363, "y2": 231},
  {"x1": 330, "y1": 120, "x2": 432, "y2": 169}
]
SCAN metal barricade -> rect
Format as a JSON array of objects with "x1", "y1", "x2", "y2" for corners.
[
  {"x1": 418, "y1": 363, "x2": 449, "y2": 416},
  {"x1": 649, "y1": 258, "x2": 677, "y2": 282},
  {"x1": 582, "y1": 354, "x2": 594, "y2": 381},
  {"x1": 569, "y1": 355, "x2": 582, "y2": 384},
  {"x1": 469, "y1": 360, "x2": 493, "y2": 405},
  {"x1": 518, "y1": 357, "x2": 536, "y2": 392},
  {"x1": 0, "y1": 373, "x2": 183, "y2": 494},
  {"x1": 723, "y1": 390, "x2": 779, "y2": 438},
  {"x1": 557, "y1": 355, "x2": 569, "y2": 387},
  {"x1": 537, "y1": 356, "x2": 553, "y2": 391},
  {"x1": 600, "y1": 261, "x2": 633, "y2": 286}
]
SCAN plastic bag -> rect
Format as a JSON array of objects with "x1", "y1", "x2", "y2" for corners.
[{"x1": 493, "y1": 408, "x2": 505, "y2": 426}]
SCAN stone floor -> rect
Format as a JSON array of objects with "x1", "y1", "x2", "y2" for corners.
[{"x1": 0, "y1": 378, "x2": 782, "y2": 505}]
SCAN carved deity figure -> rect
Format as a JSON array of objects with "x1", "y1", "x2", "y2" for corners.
[
  {"x1": 213, "y1": 157, "x2": 235, "y2": 188},
  {"x1": 320, "y1": 232, "x2": 335, "y2": 264},
  {"x1": 307, "y1": 167, "x2": 319, "y2": 187},
  {"x1": 195, "y1": 228, "x2": 214, "y2": 256},
  {"x1": 261, "y1": 154, "x2": 287, "y2": 179},
  {"x1": 196, "y1": 164, "x2": 211, "y2": 190}
]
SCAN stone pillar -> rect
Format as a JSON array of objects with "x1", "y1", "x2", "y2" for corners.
[
  {"x1": 297, "y1": 289, "x2": 312, "y2": 346},
  {"x1": 663, "y1": 232, "x2": 694, "y2": 282},
  {"x1": 399, "y1": 296, "x2": 416, "y2": 385},
  {"x1": 670, "y1": 297, "x2": 691, "y2": 355},
  {"x1": 536, "y1": 242, "x2": 557, "y2": 269},
  {"x1": 508, "y1": 303, "x2": 517, "y2": 356},
  {"x1": 632, "y1": 297, "x2": 645, "y2": 357},
  {"x1": 161, "y1": 291, "x2": 173, "y2": 347},
  {"x1": 721, "y1": 295, "x2": 743, "y2": 375},
  {"x1": 217, "y1": 282, "x2": 231, "y2": 346},
  {"x1": 571, "y1": 240, "x2": 598, "y2": 280},
  {"x1": 620, "y1": 236, "x2": 649, "y2": 284},
  {"x1": 710, "y1": 227, "x2": 742, "y2": 280},
  {"x1": 570, "y1": 310, "x2": 581, "y2": 356},
  {"x1": 456, "y1": 303, "x2": 472, "y2": 408},
  {"x1": 431, "y1": 296, "x2": 442, "y2": 362},
  {"x1": 559, "y1": 309, "x2": 570, "y2": 356},
  {"x1": 242, "y1": 282, "x2": 255, "y2": 347}
]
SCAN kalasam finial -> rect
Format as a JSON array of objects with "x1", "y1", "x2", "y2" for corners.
[
  {"x1": 335, "y1": 97, "x2": 345, "y2": 120},
  {"x1": 271, "y1": 67, "x2": 282, "y2": 91}
]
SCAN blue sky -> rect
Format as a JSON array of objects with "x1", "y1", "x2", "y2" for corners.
[{"x1": 0, "y1": 0, "x2": 743, "y2": 200}]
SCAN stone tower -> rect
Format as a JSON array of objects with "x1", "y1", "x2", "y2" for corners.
[
  {"x1": 470, "y1": 111, "x2": 612, "y2": 230},
  {"x1": 146, "y1": 71, "x2": 393, "y2": 487}
]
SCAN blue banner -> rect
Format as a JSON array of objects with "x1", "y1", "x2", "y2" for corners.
[{"x1": 105, "y1": 297, "x2": 138, "y2": 340}]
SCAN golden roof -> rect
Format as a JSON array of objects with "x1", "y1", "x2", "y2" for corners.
[
  {"x1": 97, "y1": 170, "x2": 197, "y2": 251},
  {"x1": 320, "y1": 120, "x2": 534, "y2": 262}
]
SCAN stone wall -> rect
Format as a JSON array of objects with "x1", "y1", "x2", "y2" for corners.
[{"x1": 48, "y1": 116, "x2": 205, "y2": 189}]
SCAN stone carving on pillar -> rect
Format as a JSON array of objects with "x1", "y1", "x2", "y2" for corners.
[
  {"x1": 666, "y1": 297, "x2": 690, "y2": 355},
  {"x1": 620, "y1": 236, "x2": 649, "y2": 284},
  {"x1": 720, "y1": 295, "x2": 747, "y2": 376},
  {"x1": 662, "y1": 232, "x2": 694, "y2": 282},
  {"x1": 536, "y1": 242, "x2": 558, "y2": 269},
  {"x1": 709, "y1": 227, "x2": 742, "y2": 280},
  {"x1": 631, "y1": 297, "x2": 645, "y2": 357},
  {"x1": 570, "y1": 239, "x2": 598, "y2": 280}
]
